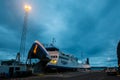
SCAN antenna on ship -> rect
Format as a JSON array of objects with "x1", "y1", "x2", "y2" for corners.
[{"x1": 50, "y1": 38, "x2": 56, "y2": 47}]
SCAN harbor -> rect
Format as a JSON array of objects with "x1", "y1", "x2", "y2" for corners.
[
  {"x1": 0, "y1": 40, "x2": 91, "y2": 78},
  {"x1": 5, "y1": 71, "x2": 120, "y2": 80},
  {"x1": 1, "y1": 0, "x2": 120, "y2": 80}
]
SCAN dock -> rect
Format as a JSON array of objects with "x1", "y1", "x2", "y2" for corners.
[{"x1": 7, "y1": 71, "x2": 120, "y2": 80}]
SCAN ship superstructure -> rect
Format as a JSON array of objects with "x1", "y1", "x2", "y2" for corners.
[{"x1": 46, "y1": 46, "x2": 79, "y2": 71}]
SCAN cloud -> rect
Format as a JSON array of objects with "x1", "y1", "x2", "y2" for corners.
[{"x1": 0, "y1": 0, "x2": 120, "y2": 66}]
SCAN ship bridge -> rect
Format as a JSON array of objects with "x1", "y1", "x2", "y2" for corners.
[{"x1": 26, "y1": 41, "x2": 51, "y2": 73}]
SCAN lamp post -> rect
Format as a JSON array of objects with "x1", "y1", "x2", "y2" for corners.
[{"x1": 17, "y1": 5, "x2": 31, "y2": 63}]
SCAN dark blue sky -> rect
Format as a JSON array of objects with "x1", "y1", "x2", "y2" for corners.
[{"x1": 0, "y1": 0, "x2": 120, "y2": 67}]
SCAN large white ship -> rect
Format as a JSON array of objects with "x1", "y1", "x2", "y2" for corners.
[{"x1": 27, "y1": 40, "x2": 90, "y2": 72}]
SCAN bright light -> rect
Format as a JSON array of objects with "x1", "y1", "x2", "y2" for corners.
[
  {"x1": 24, "y1": 5, "x2": 31, "y2": 12},
  {"x1": 33, "y1": 45, "x2": 38, "y2": 54},
  {"x1": 50, "y1": 60, "x2": 57, "y2": 64}
]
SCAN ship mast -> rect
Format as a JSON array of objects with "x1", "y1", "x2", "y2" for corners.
[{"x1": 50, "y1": 38, "x2": 56, "y2": 47}]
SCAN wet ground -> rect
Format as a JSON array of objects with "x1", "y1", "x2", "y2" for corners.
[{"x1": 4, "y1": 72, "x2": 120, "y2": 80}]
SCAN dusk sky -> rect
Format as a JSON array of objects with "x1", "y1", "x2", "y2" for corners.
[{"x1": 0, "y1": 0, "x2": 120, "y2": 67}]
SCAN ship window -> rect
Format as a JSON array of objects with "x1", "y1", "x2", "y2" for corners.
[
  {"x1": 59, "y1": 56, "x2": 69, "y2": 60},
  {"x1": 66, "y1": 55, "x2": 69, "y2": 57},
  {"x1": 61, "y1": 60, "x2": 67, "y2": 65},
  {"x1": 51, "y1": 56, "x2": 57, "y2": 58}
]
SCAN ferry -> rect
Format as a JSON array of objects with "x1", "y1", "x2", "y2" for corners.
[{"x1": 27, "y1": 40, "x2": 90, "y2": 72}]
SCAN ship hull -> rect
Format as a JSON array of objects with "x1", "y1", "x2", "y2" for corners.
[{"x1": 46, "y1": 65, "x2": 78, "y2": 72}]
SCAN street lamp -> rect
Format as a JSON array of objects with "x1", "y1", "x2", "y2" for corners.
[
  {"x1": 17, "y1": 5, "x2": 31, "y2": 63},
  {"x1": 24, "y1": 5, "x2": 31, "y2": 12}
]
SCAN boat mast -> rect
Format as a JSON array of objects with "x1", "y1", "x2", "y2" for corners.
[{"x1": 50, "y1": 38, "x2": 56, "y2": 47}]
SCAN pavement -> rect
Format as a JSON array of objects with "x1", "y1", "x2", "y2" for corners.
[{"x1": 4, "y1": 72, "x2": 120, "y2": 80}]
